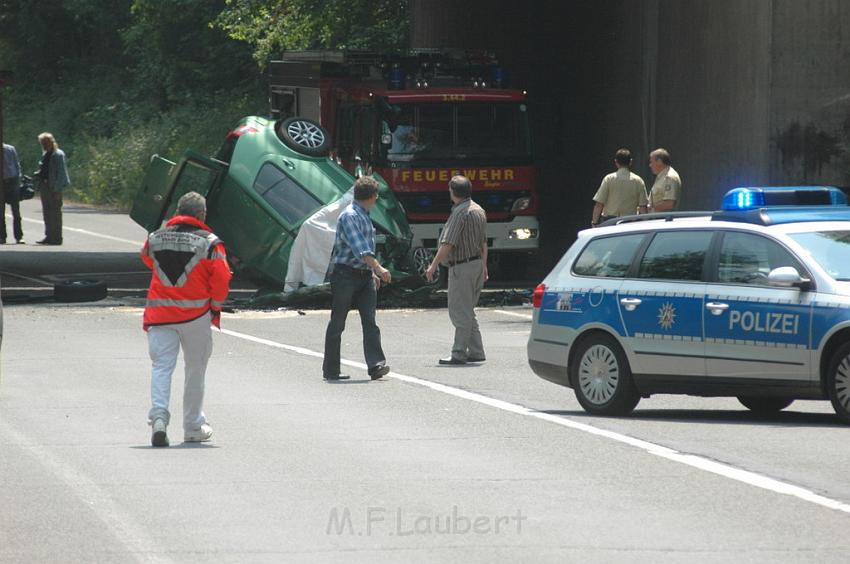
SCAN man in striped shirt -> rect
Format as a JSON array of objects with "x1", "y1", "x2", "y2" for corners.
[
  {"x1": 323, "y1": 176, "x2": 392, "y2": 381},
  {"x1": 425, "y1": 175, "x2": 488, "y2": 365}
]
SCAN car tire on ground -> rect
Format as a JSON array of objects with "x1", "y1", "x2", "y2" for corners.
[
  {"x1": 54, "y1": 279, "x2": 108, "y2": 303},
  {"x1": 737, "y1": 396, "x2": 794, "y2": 413},
  {"x1": 276, "y1": 117, "x2": 332, "y2": 157},
  {"x1": 826, "y1": 342, "x2": 850, "y2": 423},
  {"x1": 569, "y1": 332, "x2": 640, "y2": 416}
]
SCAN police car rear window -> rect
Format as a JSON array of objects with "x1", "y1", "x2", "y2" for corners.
[
  {"x1": 637, "y1": 231, "x2": 712, "y2": 281},
  {"x1": 572, "y1": 234, "x2": 645, "y2": 278}
]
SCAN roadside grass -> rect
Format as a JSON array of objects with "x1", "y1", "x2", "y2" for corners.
[{"x1": 4, "y1": 78, "x2": 266, "y2": 209}]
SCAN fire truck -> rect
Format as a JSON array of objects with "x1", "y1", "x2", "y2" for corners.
[{"x1": 268, "y1": 49, "x2": 540, "y2": 278}]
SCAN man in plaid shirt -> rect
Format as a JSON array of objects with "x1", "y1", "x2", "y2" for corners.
[{"x1": 323, "y1": 176, "x2": 393, "y2": 381}]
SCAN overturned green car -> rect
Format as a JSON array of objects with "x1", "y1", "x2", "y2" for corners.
[{"x1": 131, "y1": 116, "x2": 414, "y2": 293}]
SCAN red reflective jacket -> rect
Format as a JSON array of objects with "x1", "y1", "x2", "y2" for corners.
[{"x1": 141, "y1": 215, "x2": 232, "y2": 330}]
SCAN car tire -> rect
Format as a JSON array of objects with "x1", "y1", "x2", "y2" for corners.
[
  {"x1": 737, "y1": 396, "x2": 794, "y2": 413},
  {"x1": 276, "y1": 117, "x2": 331, "y2": 157},
  {"x1": 405, "y1": 246, "x2": 447, "y2": 288},
  {"x1": 570, "y1": 333, "x2": 640, "y2": 416},
  {"x1": 54, "y1": 279, "x2": 108, "y2": 303},
  {"x1": 826, "y1": 342, "x2": 850, "y2": 423}
]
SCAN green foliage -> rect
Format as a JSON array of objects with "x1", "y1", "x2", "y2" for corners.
[
  {"x1": 214, "y1": 0, "x2": 410, "y2": 65},
  {"x1": 0, "y1": 0, "x2": 410, "y2": 206}
]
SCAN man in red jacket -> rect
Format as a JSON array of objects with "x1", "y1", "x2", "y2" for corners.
[{"x1": 142, "y1": 191, "x2": 231, "y2": 447}]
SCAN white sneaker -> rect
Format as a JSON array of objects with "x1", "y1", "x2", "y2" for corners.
[
  {"x1": 151, "y1": 418, "x2": 169, "y2": 447},
  {"x1": 184, "y1": 423, "x2": 213, "y2": 443}
]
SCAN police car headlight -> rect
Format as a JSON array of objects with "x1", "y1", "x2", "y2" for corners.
[
  {"x1": 511, "y1": 196, "x2": 531, "y2": 213},
  {"x1": 509, "y1": 228, "x2": 538, "y2": 240}
]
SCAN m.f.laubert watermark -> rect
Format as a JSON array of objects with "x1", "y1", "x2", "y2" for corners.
[{"x1": 326, "y1": 506, "x2": 526, "y2": 536}]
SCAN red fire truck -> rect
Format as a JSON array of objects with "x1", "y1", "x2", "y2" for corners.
[{"x1": 268, "y1": 50, "x2": 540, "y2": 278}]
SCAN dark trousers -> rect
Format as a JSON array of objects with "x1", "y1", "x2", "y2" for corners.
[
  {"x1": 40, "y1": 186, "x2": 63, "y2": 242},
  {"x1": 323, "y1": 267, "x2": 386, "y2": 377},
  {"x1": 1, "y1": 177, "x2": 23, "y2": 242}
]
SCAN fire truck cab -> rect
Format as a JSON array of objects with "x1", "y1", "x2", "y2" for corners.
[{"x1": 269, "y1": 49, "x2": 540, "y2": 278}]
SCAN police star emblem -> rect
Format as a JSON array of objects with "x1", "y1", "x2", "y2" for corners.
[{"x1": 658, "y1": 302, "x2": 677, "y2": 330}]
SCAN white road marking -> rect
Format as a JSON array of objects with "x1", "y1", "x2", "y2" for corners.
[
  {"x1": 6, "y1": 213, "x2": 139, "y2": 246},
  {"x1": 0, "y1": 418, "x2": 173, "y2": 564},
  {"x1": 492, "y1": 309, "x2": 533, "y2": 320},
  {"x1": 219, "y1": 326, "x2": 850, "y2": 516}
]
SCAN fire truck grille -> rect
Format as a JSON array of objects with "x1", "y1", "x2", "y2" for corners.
[{"x1": 397, "y1": 190, "x2": 530, "y2": 216}]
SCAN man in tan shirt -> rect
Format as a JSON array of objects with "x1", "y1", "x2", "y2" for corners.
[
  {"x1": 591, "y1": 148, "x2": 648, "y2": 226},
  {"x1": 648, "y1": 148, "x2": 682, "y2": 212},
  {"x1": 425, "y1": 175, "x2": 488, "y2": 365}
]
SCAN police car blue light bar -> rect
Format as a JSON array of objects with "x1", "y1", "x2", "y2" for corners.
[{"x1": 721, "y1": 186, "x2": 847, "y2": 210}]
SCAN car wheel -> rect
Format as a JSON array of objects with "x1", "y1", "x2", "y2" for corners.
[
  {"x1": 737, "y1": 396, "x2": 794, "y2": 413},
  {"x1": 826, "y1": 342, "x2": 850, "y2": 423},
  {"x1": 276, "y1": 117, "x2": 331, "y2": 157},
  {"x1": 54, "y1": 279, "x2": 108, "y2": 303},
  {"x1": 570, "y1": 333, "x2": 639, "y2": 416}
]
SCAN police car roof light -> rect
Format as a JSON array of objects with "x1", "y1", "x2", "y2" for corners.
[{"x1": 721, "y1": 186, "x2": 847, "y2": 211}]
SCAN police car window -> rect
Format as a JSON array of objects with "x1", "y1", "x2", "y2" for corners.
[
  {"x1": 789, "y1": 231, "x2": 850, "y2": 280},
  {"x1": 252, "y1": 163, "x2": 322, "y2": 225},
  {"x1": 718, "y1": 232, "x2": 804, "y2": 285},
  {"x1": 572, "y1": 234, "x2": 645, "y2": 278},
  {"x1": 637, "y1": 231, "x2": 712, "y2": 281}
]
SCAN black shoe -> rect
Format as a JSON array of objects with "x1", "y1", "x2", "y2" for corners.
[
  {"x1": 439, "y1": 357, "x2": 467, "y2": 365},
  {"x1": 369, "y1": 364, "x2": 390, "y2": 380},
  {"x1": 36, "y1": 238, "x2": 61, "y2": 245},
  {"x1": 324, "y1": 374, "x2": 351, "y2": 381},
  {"x1": 468, "y1": 356, "x2": 486, "y2": 363}
]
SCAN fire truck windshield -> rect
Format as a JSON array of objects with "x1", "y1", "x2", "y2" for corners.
[{"x1": 380, "y1": 102, "x2": 532, "y2": 166}]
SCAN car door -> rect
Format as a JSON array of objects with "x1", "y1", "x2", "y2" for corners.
[
  {"x1": 618, "y1": 230, "x2": 712, "y2": 376},
  {"x1": 130, "y1": 150, "x2": 227, "y2": 232},
  {"x1": 703, "y1": 231, "x2": 812, "y2": 381}
]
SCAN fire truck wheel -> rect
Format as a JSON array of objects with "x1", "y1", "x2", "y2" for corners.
[
  {"x1": 277, "y1": 117, "x2": 331, "y2": 157},
  {"x1": 54, "y1": 279, "x2": 108, "y2": 303}
]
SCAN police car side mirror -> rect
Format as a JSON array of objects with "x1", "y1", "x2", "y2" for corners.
[{"x1": 768, "y1": 267, "x2": 811, "y2": 290}]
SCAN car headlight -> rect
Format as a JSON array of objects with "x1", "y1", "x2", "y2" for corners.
[
  {"x1": 511, "y1": 196, "x2": 531, "y2": 213},
  {"x1": 508, "y1": 228, "x2": 538, "y2": 240}
]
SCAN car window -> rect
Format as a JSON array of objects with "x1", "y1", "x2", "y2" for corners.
[
  {"x1": 788, "y1": 231, "x2": 850, "y2": 280},
  {"x1": 637, "y1": 231, "x2": 712, "y2": 281},
  {"x1": 572, "y1": 234, "x2": 645, "y2": 277},
  {"x1": 252, "y1": 163, "x2": 322, "y2": 225},
  {"x1": 717, "y1": 232, "x2": 805, "y2": 285}
]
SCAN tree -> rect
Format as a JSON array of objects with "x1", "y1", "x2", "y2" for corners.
[{"x1": 214, "y1": 0, "x2": 409, "y2": 66}]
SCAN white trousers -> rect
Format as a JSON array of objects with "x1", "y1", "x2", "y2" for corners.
[{"x1": 147, "y1": 313, "x2": 212, "y2": 431}]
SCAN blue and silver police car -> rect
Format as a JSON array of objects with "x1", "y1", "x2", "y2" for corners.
[{"x1": 528, "y1": 186, "x2": 850, "y2": 422}]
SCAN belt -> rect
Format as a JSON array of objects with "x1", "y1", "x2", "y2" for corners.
[
  {"x1": 335, "y1": 264, "x2": 372, "y2": 275},
  {"x1": 448, "y1": 255, "x2": 481, "y2": 267}
]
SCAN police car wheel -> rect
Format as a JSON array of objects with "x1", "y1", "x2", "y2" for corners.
[
  {"x1": 736, "y1": 396, "x2": 794, "y2": 414},
  {"x1": 826, "y1": 342, "x2": 850, "y2": 423},
  {"x1": 277, "y1": 117, "x2": 331, "y2": 157},
  {"x1": 570, "y1": 333, "x2": 639, "y2": 416}
]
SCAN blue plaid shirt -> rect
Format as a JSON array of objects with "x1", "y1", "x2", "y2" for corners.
[{"x1": 332, "y1": 200, "x2": 376, "y2": 270}]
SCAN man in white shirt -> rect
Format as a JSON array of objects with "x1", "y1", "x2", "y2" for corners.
[
  {"x1": 591, "y1": 148, "x2": 648, "y2": 227},
  {"x1": 648, "y1": 148, "x2": 682, "y2": 212}
]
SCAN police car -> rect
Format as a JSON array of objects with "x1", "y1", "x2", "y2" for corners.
[{"x1": 527, "y1": 186, "x2": 850, "y2": 422}]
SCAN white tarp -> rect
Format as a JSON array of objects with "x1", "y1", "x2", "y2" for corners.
[{"x1": 284, "y1": 189, "x2": 354, "y2": 293}]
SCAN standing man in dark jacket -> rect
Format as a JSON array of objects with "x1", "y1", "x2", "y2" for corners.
[
  {"x1": 1, "y1": 142, "x2": 23, "y2": 244},
  {"x1": 35, "y1": 132, "x2": 70, "y2": 245},
  {"x1": 425, "y1": 175, "x2": 488, "y2": 365},
  {"x1": 142, "y1": 191, "x2": 232, "y2": 447},
  {"x1": 323, "y1": 176, "x2": 392, "y2": 381}
]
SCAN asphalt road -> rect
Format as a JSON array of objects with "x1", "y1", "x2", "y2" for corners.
[{"x1": 2, "y1": 201, "x2": 850, "y2": 563}]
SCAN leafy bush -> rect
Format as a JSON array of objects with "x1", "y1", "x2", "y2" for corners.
[{"x1": 4, "y1": 79, "x2": 266, "y2": 208}]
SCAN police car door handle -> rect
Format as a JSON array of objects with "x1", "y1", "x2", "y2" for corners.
[
  {"x1": 706, "y1": 302, "x2": 730, "y2": 315},
  {"x1": 619, "y1": 298, "x2": 642, "y2": 311}
]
